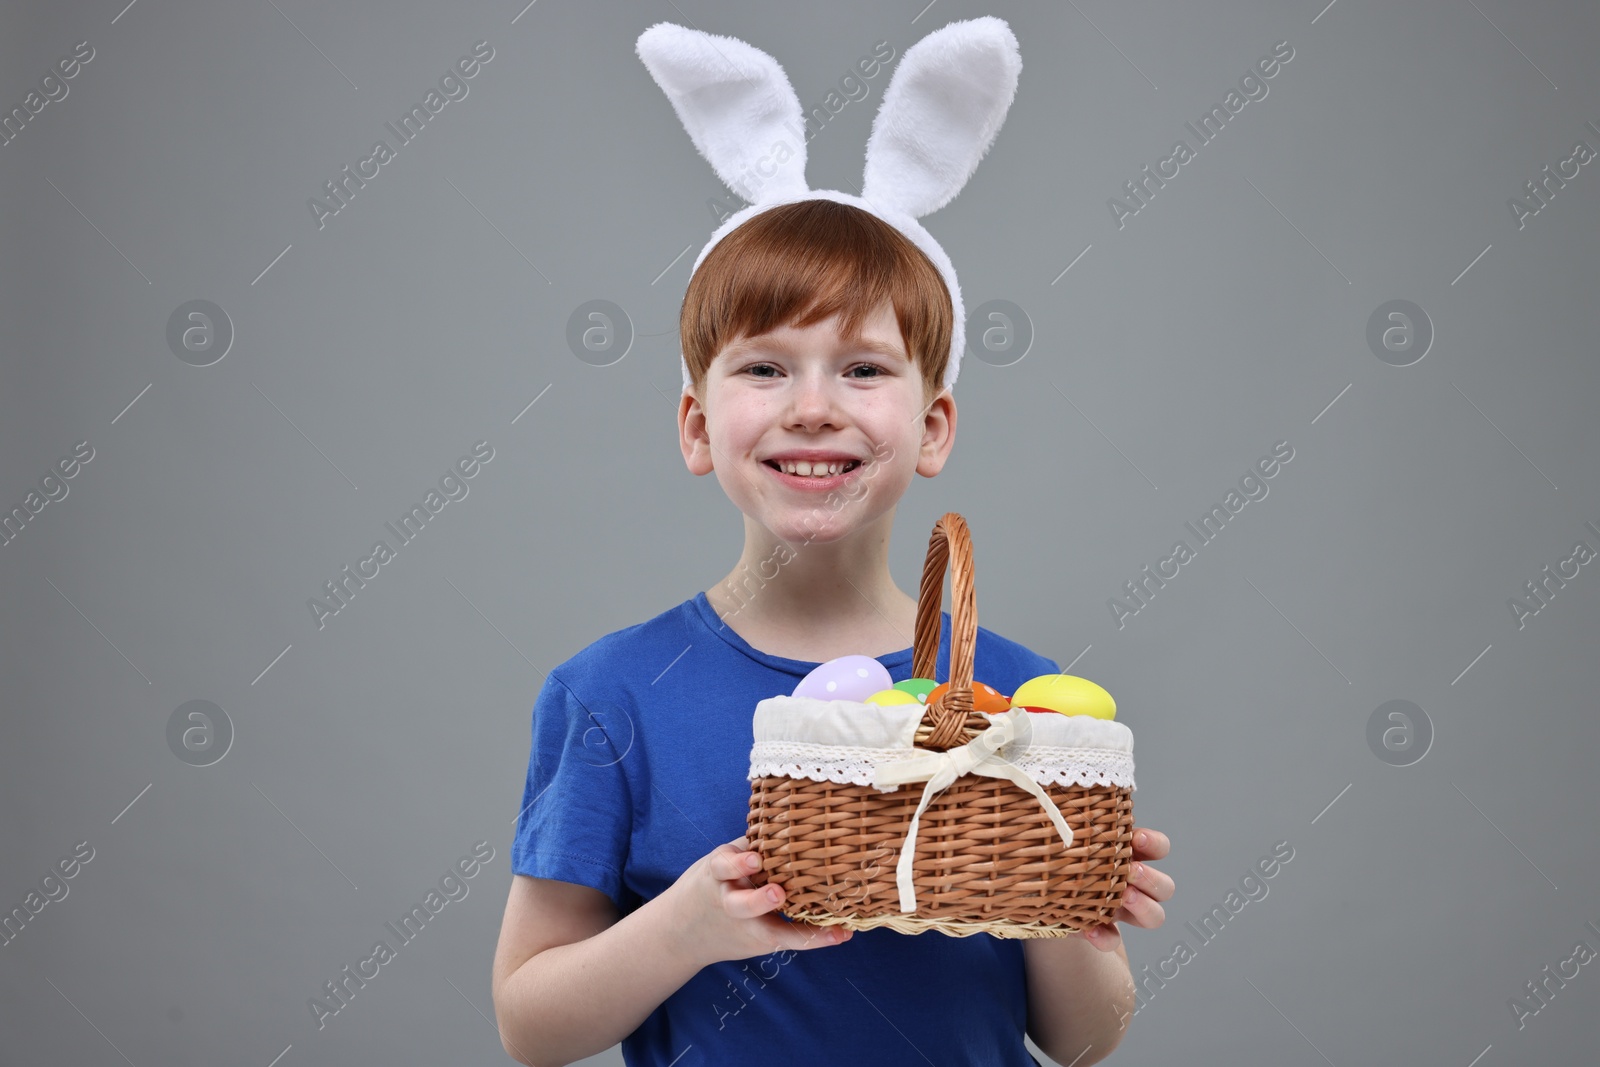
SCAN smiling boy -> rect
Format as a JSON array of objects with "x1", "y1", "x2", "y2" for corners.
[{"x1": 493, "y1": 199, "x2": 1174, "y2": 1067}]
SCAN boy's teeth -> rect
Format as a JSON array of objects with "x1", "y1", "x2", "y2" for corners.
[{"x1": 778, "y1": 460, "x2": 847, "y2": 476}]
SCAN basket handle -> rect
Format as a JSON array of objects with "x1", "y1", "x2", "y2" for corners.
[{"x1": 912, "y1": 512, "x2": 978, "y2": 751}]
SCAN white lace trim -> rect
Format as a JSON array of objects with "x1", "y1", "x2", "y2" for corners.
[
  {"x1": 749, "y1": 739, "x2": 1136, "y2": 790},
  {"x1": 749, "y1": 742, "x2": 921, "y2": 787},
  {"x1": 1012, "y1": 746, "x2": 1136, "y2": 789}
]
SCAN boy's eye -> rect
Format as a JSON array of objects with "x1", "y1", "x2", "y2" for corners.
[{"x1": 740, "y1": 362, "x2": 887, "y2": 379}]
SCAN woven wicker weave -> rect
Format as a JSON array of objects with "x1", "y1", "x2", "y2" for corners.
[{"x1": 745, "y1": 513, "x2": 1134, "y2": 938}]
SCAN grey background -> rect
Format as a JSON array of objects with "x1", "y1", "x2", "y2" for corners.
[{"x1": 2, "y1": 0, "x2": 1597, "y2": 1064}]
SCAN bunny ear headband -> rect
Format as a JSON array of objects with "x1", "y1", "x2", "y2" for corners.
[{"x1": 635, "y1": 16, "x2": 1023, "y2": 394}]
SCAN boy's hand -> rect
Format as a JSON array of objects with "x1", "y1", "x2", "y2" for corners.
[
  {"x1": 663, "y1": 836, "x2": 853, "y2": 968},
  {"x1": 1079, "y1": 825, "x2": 1174, "y2": 954}
]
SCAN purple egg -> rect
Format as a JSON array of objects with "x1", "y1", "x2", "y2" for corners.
[{"x1": 792, "y1": 654, "x2": 894, "y2": 703}]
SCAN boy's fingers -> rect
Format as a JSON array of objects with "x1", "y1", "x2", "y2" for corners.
[
  {"x1": 710, "y1": 845, "x2": 764, "y2": 884},
  {"x1": 1083, "y1": 924, "x2": 1123, "y2": 953},
  {"x1": 1131, "y1": 861, "x2": 1175, "y2": 903},
  {"x1": 756, "y1": 915, "x2": 853, "y2": 950},
  {"x1": 787, "y1": 922, "x2": 852, "y2": 949},
  {"x1": 726, "y1": 883, "x2": 787, "y2": 920},
  {"x1": 1132, "y1": 827, "x2": 1171, "y2": 859},
  {"x1": 1121, "y1": 886, "x2": 1166, "y2": 929}
]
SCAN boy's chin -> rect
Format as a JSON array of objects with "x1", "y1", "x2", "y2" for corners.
[{"x1": 758, "y1": 508, "x2": 882, "y2": 546}]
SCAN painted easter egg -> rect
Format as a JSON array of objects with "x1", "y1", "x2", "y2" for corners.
[
  {"x1": 1009, "y1": 674, "x2": 1116, "y2": 720},
  {"x1": 865, "y1": 688, "x2": 920, "y2": 706},
  {"x1": 792, "y1": 655, "x2": 894, "y2": 702},
  {"x1": 891, "y1": 678, "x2": 938, "y2": 704},
  {"x1": 925, "y1": 681, "x2": 1012, "y2": 712}
]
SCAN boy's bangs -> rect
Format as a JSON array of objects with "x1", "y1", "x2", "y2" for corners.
[{"x1": 681, "y1": 200, "x2": 951, "y2": 400}]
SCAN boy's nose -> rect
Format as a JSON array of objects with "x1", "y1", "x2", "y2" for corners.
[{"x1": 784, "y1": 376, "x2": 844, "y2": 427}]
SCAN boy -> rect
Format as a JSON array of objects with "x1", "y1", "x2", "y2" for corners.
[{"x1": 491, "y1": 200, "x2": 1173, "y2": 1066}]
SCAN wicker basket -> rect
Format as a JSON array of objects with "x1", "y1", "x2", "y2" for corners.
[{"x1": 744, "y1": 512, "x2": 1136, "y2": 938}]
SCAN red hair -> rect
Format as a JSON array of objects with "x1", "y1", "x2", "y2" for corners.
[{"x1": 680, "y1": 199, "x2": 952, "y2": 404}]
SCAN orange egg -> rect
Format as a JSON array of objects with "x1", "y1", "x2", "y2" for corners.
[{"x1": 926, "y1": 681, "x2": 1012, "y2": 712}]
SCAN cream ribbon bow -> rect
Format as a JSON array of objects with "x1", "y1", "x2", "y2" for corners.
[{"x1": 873, "y1": 707, "x2": 1075, "y2": 914}]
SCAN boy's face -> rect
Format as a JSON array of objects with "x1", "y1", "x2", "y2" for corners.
[{"x1": 678, "y1": 299, "x2": 956, "y2": 546}]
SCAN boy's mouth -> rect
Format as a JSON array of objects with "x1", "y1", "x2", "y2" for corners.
[{"x1": 762, "y1": 458, "x2": 863, "y2": 478}]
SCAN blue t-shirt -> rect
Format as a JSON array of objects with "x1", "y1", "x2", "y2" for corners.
[{"x1": 510, "y1": 590, "x2": 1062, "y2": 1067}]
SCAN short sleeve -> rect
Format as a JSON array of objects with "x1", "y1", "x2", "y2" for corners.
[{"x1": 510, "y1": 669, "x2": 635, "y2": 913}]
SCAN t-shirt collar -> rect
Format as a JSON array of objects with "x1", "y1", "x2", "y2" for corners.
[{"x1": 691, "y1": 590, "x2": 921, "y2": 678}]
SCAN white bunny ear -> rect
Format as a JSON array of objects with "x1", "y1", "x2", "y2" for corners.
[
  {"x1": 636, "y1": 22, "x2": 810, "y2": 205},
  {"x1": 861, "y1": 16, "x2": 1022, "y2": 219}
]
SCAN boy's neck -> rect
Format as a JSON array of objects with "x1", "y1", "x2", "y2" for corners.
[{"x1": 704, "y1": 514, "x2": 920, "y2": 663}]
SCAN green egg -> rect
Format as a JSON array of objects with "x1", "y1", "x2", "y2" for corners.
[{"x1": 892, "y1": 677, "x2": 939, "y2": 704}]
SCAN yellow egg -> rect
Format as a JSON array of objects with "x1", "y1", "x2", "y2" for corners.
[
  {"x1": 1009, "y1": 674, "x2": 1116, "y2": 720},
  {"x1": 865, "y1": 688, "x2": 920, "y2": 706}
]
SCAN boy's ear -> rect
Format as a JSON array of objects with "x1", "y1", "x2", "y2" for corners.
[
  {"x1": 915, "y1": 389, "x2": 957, "y2": 477},
  {"x1": 678, "y1": 388, "x2": 715, "y2": 475}
]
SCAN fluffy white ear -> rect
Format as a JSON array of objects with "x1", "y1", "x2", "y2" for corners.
[
  {"x1": 861, "y1": 16, "x2": 1022, "y2": 218},
  {"x1": 636, "y1": 22, "x2": 810, "y2": 204}
]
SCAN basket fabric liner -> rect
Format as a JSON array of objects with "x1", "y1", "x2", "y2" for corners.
[{"x1": 748, "y1": 695, "x2": 1136, "y2": 790}]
